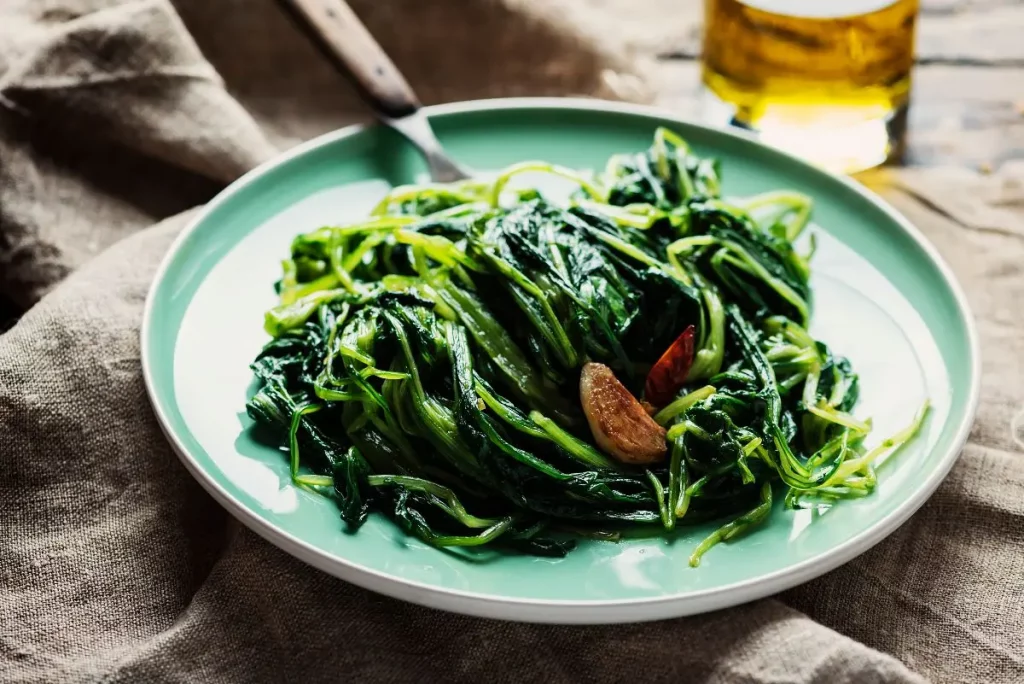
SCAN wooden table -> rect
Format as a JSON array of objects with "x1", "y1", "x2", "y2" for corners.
[{"x1": 577, "y1": 0, "x2": 1023, "y2": 171}]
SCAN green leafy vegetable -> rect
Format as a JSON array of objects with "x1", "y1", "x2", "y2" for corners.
[{"x1": 246, "y1": 128, "x2": 929, "y2": 566}]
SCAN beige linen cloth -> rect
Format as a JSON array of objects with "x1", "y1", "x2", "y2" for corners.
[{"x1": 1, "y1": 1, "x2": 1022, "y2": 682}]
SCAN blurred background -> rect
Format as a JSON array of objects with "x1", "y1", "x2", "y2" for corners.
[
  {"x1": 162, "y1": 0, "x2": 1020, "y2": 169},
  {"x1": 0, "y1": 0, "x2": 1021, "y2": 328}
]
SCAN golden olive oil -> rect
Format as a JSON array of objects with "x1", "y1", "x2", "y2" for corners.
[{"x1": 701, "y1": 0, "x2": 919, "y2": 173}]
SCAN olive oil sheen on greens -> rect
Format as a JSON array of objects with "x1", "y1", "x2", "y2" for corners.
[{"x1": 701, "y1": 0, "x2": 919, "y2": 174}]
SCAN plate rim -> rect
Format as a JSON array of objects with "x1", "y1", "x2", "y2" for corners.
[{"x1": 141, "y1": 96, "x2": 981, "y2": 624}]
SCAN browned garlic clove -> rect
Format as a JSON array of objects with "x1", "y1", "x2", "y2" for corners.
[{"x1": 580, "y1": 362, "x2": 668, "y2": 465}]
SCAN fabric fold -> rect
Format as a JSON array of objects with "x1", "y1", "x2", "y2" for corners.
[{"x1": 0, "y1": 0, "x2": 276, "y2": 182}]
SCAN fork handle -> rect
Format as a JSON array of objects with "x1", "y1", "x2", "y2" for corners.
[{"x1": 277, "y1": 0, "x2": 420, "y2": 119}]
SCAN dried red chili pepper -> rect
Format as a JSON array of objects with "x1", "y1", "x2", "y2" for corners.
[{"x1": 644, "y1": 325, "x2": 696, "y2": 407}]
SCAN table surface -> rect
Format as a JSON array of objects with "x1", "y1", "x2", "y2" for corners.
[
  {"x1": 586, "y1": 0, "x2": 1023, "y2": 172},
  {"x1": 0, "y1": 0, "x2": 1016, "y2": 332}
]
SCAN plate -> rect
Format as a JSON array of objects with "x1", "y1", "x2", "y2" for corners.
[{"x1": 141, "y1": 98, "x2": 979, "y2": 624}]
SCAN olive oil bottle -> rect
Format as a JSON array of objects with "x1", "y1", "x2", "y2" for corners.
[{"x1": 701, "y1": 0, "x2": 919, "y2": 173}]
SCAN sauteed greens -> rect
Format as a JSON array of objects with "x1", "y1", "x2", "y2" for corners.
[{"x1": 247, "y1": 129, "x2": 928, "y2": 566}]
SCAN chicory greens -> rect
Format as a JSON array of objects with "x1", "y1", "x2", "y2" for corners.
[{"x1": 247, "y1": 129, "x2": 928, "y2": 566}]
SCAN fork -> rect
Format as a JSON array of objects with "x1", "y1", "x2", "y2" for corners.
[{"x1": 278, "y1": 0, "x2": 473, "y2": 183}]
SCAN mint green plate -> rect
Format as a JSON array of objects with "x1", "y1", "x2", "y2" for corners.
[{"x1": 142, "y1": 99, "x2": 978, "y2": 624}]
